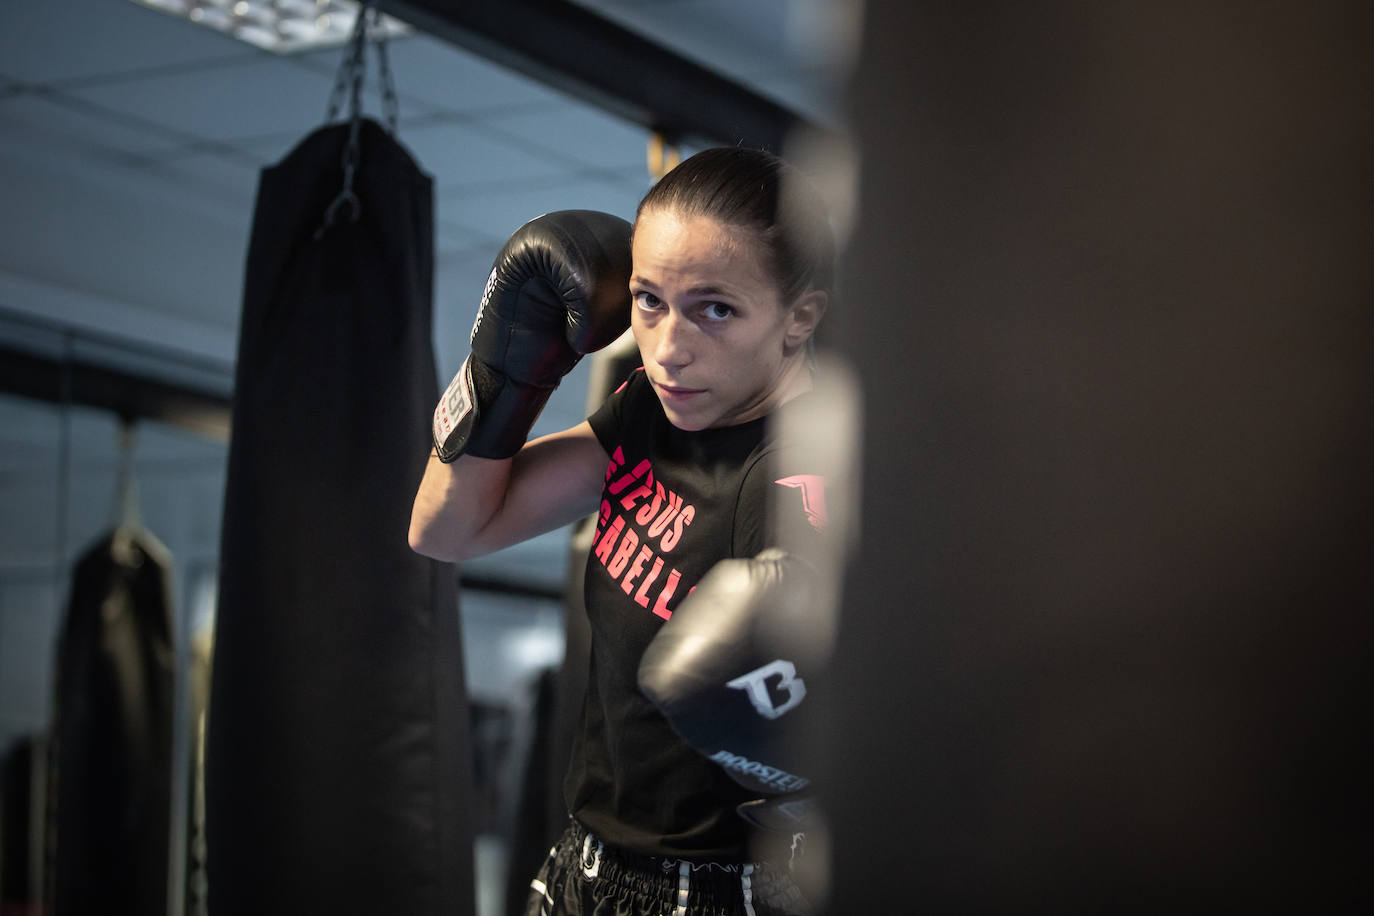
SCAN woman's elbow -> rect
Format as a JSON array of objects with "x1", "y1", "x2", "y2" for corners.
[{"x1": 408, "y1": 516, "x2": 464, "y2": 563}]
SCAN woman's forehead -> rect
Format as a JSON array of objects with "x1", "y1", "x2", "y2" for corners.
[{"x1": 632, "y1": 210, "x2": 766, "y2": 279}]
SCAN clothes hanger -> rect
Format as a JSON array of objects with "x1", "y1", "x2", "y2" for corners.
[{"x1": 111, "y1": 415, "x2": 142, "y2": 565}]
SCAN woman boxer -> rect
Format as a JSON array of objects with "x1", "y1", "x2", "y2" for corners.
[{"x1": 410, "y1": 147, "x2": 833, "y2": 916}]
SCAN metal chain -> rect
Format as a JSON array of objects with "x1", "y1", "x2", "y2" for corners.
[
  {"x1": 324, "y1": 2, "x2": 370, "y2": 126},
  {"x1": 317, "y1": 2, "x2": 374, "y2": 237},
  {"x1": 374, "y1": 12, "x2": 400, "y2": 134},
  {"x1": 316, "y1": 1, "x2": 402, "y2": 236}
]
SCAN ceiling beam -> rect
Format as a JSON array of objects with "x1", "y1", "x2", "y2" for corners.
[
  {"x1": 376, "y1": 0, "x2": 811, "y2": 152},
  {"x1": 0, "y1": 343, "x2": 231, "y2": 442}
]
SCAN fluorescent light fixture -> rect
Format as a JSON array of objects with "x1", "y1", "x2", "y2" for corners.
[{"x1": 129, "y1": 0, "x2": 409, "y2": 54}]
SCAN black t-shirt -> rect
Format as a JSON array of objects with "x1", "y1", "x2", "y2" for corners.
[{"x1": 565, "y1": 369, "x2": 819, "y2": 859}]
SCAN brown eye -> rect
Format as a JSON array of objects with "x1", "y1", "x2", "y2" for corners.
[{"x1": 703, "y1": 302, "x2": 735, "y2": 320}]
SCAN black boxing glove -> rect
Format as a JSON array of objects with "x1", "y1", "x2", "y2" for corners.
[
  {"x1": 433, "y1": 209, "x2": 631, "y2": 461},
  {"x1": 637, "y1": 548, "x2": 816, "y2": 800}
]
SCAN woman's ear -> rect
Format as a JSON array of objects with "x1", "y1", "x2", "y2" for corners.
[{"x1": 785, "y1": 289, "x2": 829, "y2": 349}]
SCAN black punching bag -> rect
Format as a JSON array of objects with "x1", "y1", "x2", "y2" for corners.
[
  {"x1": 51, "y1": 531, "x2": 174, "y2": 915},
  {"x1": 827, "y1": 2, "x2": 1373, "y2": 911},
  {"x1": 207, "y1": 118, "x2": 474, "y2": 914}
]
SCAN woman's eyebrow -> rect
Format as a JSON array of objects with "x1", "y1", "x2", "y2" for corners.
[{"x1": 629, "y1": 277, "x2": 730, "y2": 298}]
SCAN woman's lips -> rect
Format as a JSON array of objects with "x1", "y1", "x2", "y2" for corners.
[{"x1": 654, "y1": 381, "x2": 706, "y2": 402}]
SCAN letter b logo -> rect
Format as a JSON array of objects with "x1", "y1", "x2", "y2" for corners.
[{"x1": 726, "y1": 659, "x2": 806, "y2": 720}]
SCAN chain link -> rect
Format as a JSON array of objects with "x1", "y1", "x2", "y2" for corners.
[
  {"x1": 324, "y1": 2, "x2": 370, "y2": 126},
  {"x1": 318, "y1": 1, "x2": 395, "y2": 238},
  {"x1": 375, "y1": 19, "x2": 400, "y2": 134}
]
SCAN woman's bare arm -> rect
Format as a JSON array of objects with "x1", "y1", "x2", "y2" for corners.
[{"x1": 408, "y1": 421, "x2": 607, "y2": 563}]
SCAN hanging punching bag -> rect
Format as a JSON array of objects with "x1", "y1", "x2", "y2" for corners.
[
  {"x1": 828, "y1": 3, "x2": 1373, "y2": 911},
  {"x1": 206, "y1": 112, "x2": 474, "y2": 914},
  {"x1": 51, "y1": 530, "x2": 175, "y2": 916}
]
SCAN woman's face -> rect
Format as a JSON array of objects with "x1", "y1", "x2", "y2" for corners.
[{"x1": 629, "y1": 208, "x2": 821, "y2": 430}]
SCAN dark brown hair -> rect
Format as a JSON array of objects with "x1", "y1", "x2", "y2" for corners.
[{"x1": 635, "y1": 147, "x2": 835, "y2": 304}]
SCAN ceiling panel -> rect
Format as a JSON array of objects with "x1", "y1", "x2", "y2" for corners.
[
  {"x1": 480, "y1": 103, "x2": 652, "y2": 171},
  {"x1": 0, "y1": 91, "x2": 183, "y2": 158},
  {"x1": 0, "y1": 0, "x2": 256, "y2": 86},
  {"x1": 395, "y1": 119, "x2": 584, "y2": 192},
  {"x1": 296, "y1": 32, "x2": 568, "y2": 117},
  {"x1": 436, "y1": 173, "x2": 649, "y2": 242},
  {"x1": 153, "y1": 150, "x2": 268, "y2": 209},
  {"x1": 0, "y1": 145, "x2": 249, "y2": 330},
  {"x1": 65, "y1": 56, "x2": 343, "y2": 146}
]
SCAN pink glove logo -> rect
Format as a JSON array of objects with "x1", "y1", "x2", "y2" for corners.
[{"x1": 775, "y1": 475, "x2": 827, "y2": 531}]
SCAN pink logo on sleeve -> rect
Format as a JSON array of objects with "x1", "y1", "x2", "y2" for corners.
[{"x1": 775, "y1": 475, "x2": 827, "y2": 531}]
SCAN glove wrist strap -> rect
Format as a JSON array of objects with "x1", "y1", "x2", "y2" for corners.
[{"x1": 432, "y1": 356, "x2": 556, "y2": 461}]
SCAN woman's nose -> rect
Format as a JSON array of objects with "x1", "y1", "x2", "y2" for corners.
[{"x1": 651, "y1": 310, "x2": 692, "y2": 369}]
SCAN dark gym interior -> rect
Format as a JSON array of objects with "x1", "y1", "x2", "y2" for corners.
[{"x1": 2, "y1": 2, "x2": 1369, "y2": 913}]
